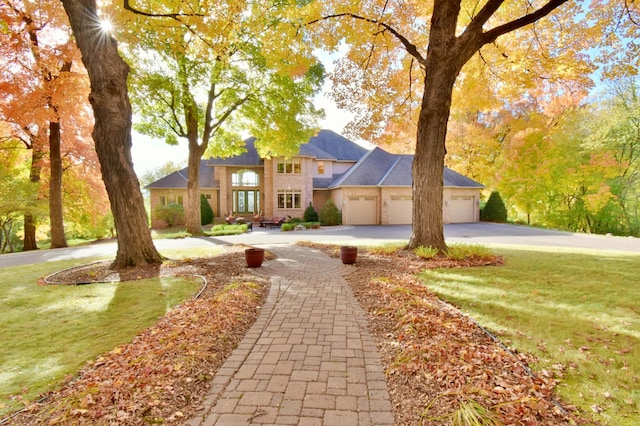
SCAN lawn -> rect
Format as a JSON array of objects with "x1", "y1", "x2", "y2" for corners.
[
  {"x1": 0, "y1": 258, "x2": 201, "y2": 417},
  {"x1": 421, "y1": 246, "x2": 640, "y2": 425}
]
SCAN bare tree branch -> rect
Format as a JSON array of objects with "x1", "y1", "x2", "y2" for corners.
[{"x1": 479, "y1": 0, "x2": 570, "y2": 45}]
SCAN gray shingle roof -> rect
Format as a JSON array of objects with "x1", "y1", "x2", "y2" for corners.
[
  {"x1": 303, "y1": 129, "x2": 368, "y2": 161},
  {"x1": 443, "y1": 167, "x2": 484, "y2": 188},
  {"x1": 145, "y1": 160, "x2": 218, "y2": 189},
  {"x1": 331, "y1": 148, "x2": 398, "y2": 187},
  {"x1": 206, "y1": 137, "x2": 264, "y2": 166},
  {"x1": 146, "y1": 131, "x2": 483, "y2": 190},
  {"x1": 329, "y1": 148, "x2": 484, "y2": 188}
]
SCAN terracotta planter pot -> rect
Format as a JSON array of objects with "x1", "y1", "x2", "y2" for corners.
[
  {"x1": 245, "y1": 248, "x2": 265, "y2": 268},
  {"x1": 340, "y1": 246, "x2": 358, "y2": 264}
]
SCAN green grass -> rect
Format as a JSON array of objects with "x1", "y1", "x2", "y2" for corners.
[
  {"x1": 421, "y1": 246, "x2": 640, "y2": 425},
  {"x1": 0, "y1": 259, "x2": 201, "y2": 417}
]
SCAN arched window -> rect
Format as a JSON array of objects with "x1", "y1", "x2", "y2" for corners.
[{"x1": 232, "y1": 170, "x2": 259, "y2": 187}]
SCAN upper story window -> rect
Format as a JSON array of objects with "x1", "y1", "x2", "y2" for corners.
[
  {"x1": 277, "y1": 158, "x2": 301, "y2": 174},
  {"x1": 317, "y1": 161, "x2": 325, "y2": 175},
  {"x1": 232, "y1": 170, "x2": 259, "y2": 187}
]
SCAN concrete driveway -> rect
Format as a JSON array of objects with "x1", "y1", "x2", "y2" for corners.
[{"x1": 0, "y1": 223, "x2": 638, "y2": 268}]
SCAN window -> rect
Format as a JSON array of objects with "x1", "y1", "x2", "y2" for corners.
[
  {"x1": 317, "y1": 161, "x2": 325, "y2": 175},
  {"x1": 277, "y1": 159, "x2": 301, "y2": 174},
  {"x1": 277, "y1": 190, "x2": 301, "y2": 209},
  {"x1": 161, "y1": 194, "x2": 183, "y2": 205},
  {"x1": 232, "y1": 170, "x2": 259, "y2": 187}
]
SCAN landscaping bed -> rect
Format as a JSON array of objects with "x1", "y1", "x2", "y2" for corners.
[{"x1": 4, "y1": 244, "x2": 593, "y2": 425}]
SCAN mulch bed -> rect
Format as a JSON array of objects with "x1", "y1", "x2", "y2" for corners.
[{"x1": 5, "y1": 244, "x2": 592, "y2": 425}]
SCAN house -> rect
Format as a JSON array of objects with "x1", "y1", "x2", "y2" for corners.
[{"x1": 146, "y1": 129, "x2": 483, "y2": 228}]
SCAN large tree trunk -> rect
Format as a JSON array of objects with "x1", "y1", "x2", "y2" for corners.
[
  {"x1": 185, "y1": 148, "x2": 204, "y2": 234},
  {"x1": 49, "y1": 120, "x2": 68, "y2": 248},
  {"x1": 184, "y1": 95, "x2": 206, "y2": 235},
  {"x1": 61, "y1": 0, "x2": 162, "y2": 268},
  {"x1": 23, "y1": 144, "x2": 44, "y2": 251},
  {"x1": 408, "y1": 0, "x2": 466, "y2": 251}
]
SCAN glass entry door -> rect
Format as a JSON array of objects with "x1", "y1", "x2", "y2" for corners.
[{"x1": 233, "y1": 190, "x2": 259, "y2": 214}]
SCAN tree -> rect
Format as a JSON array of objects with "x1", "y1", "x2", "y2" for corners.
[
  {"x1": 1, "y1": 0, "x2": 101, "y2": 250},
  {"x1": 155, "y1": 203, "x2": 184, "y2": 227},
  {"x1": 481, "y1": 191, "x2": 508, "y2": 223},
  {"x1": 119, "y1": 1, "x2": 324, "y2": 235},
  {"x1": 0, "y1": 138, "x2": 42, "y2": 253},
  {"x1": 200, "y1": 194, "x2": 214, "y2": 226},
  {"x1": 306, "y1": 0, "x2": 603, "y2": 250},
  {"x1": 319, "y1": 199, "x2": 341, "y2": 226},
  {"x1": 61, "y1": 0, "x2": 163, "y2": 268},
  {"x1": 303, "y1": 202, "x2": 319, "y2": 222}
]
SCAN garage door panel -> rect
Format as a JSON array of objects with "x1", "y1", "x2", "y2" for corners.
[
  {"x1": 449, "y1": 196, "x2": 474, "y2": 223},
  {"x1": 346, "y1": 196, "x2": 377, "y2": 225},
  {"x1": 389, "y1": 196, "x2": 412, "y2": 224}
]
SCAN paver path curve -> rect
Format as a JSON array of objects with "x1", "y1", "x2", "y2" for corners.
[{"x1": 187, "y1": 244, "x2": 395, "y2": 425}]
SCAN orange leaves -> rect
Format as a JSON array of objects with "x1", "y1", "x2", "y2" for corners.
[
  {"x1": 11, "y1": 252, "x2": 268, "y2": 425},
  {"x1": 350, "y1": 252, "x2": 579, "y2": 425}
]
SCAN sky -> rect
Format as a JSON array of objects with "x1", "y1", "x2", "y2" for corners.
[{"x1": 130, "y1": 86, "x2": 356, "y2": 177}]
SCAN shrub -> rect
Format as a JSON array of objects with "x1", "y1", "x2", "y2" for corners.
[
  {"x1": 446, "y1": 243, "x2": 492, "y2": 260},
  {"x1": 480, "y1": 191, "x2": 508, "y2": 223},
  {"x1": 281, "y1": 222, "x2": 296, "y2": 232},
  {"x1": 154, "y1": 202, "x2": 184, "y2": 227},
  {"x1": 319, "y1": 199, "x2": 341, "y2": 226},
  {"x1": 413, "y1": 245, "x2": 440, "y2": 259},
  {"x1": 303, "y1": 203, "x2": 319, "y2": 222},
  {"x1": 367, "y1": 242, "x2": 405, "y2": 255},
  {"x1": 200, "y1": 194, "x2": 214, "y2": 225}
]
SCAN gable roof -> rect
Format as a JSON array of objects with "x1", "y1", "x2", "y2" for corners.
[
  {"x1": 301, "y1": 129, "x2": 368, "y2": 161},
  {"x1": 326, "y1": 147, "x2": 483, "y2": 189},
  {"x1": 146, "y1": 160, "x2": 218, "y2": 189},
  {"x1": 330, "y1": 148, "x2": 398, "y2": 187},
  {"x1": 146, "y1": 130, "x2": 483, "y2": 191}
]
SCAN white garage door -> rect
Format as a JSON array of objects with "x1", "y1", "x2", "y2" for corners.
[
  {"x1": 448, "y1": 196, "x2": 475, "y2": 223},
  {"x1": 346, "y1": 196, "x2": 377, "y2": 225},
  {"x1": 389, "y1": 196, "x2": 413, "y2": 224}
]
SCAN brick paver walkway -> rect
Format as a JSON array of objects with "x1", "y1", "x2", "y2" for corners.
[{"x1": 187, "y1": 244, "x2": 395, "y2": 425}]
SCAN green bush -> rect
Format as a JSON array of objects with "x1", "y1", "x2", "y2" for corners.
[
  {"x1": 281, "y1": 222, "x2": 296, "y2": 231},
  {"x1": 445, "y1": 243, "x2": 493, "y2": 260},
  {"x1": 154, "y1": 202, "x2": 184, "y2": 227},
  {"x1": 303, "y1": 203, "x2": 319, "y2": 222},
  {"x1": 208, "y1": 224, "x2": 246, "y2": 236},
  {"x1": 319, "y1": 199, "x2": 341, "y2": 226},
  {"x1": 281, "y1": 222, "x2": 321, "y2": 231},
  {"x1": 413, "y1": 245, "x2": 440, "y2": 259},
  {"x1": 200, "y1": 194, "x2": 214, "y2": 225},
  {"x1": 480, "y1": 191, "x2": 508, "y2": 223}
]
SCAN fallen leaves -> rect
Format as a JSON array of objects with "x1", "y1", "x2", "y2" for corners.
[
  {"x1": 332, "y1": 246, "x2": 591, "y2": 425},
  {"x1": 8, "y1": 249, "x2": 269, "y2": 425}
]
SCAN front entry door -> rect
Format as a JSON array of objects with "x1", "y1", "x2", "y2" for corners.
[{"x1": 233, "y1": 190, "x2": 259, "y2": 215}]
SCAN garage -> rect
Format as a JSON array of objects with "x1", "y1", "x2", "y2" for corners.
[
  {"x1": 448, "y1": 195, "x2": 475, "y2": 223},
  {"x1": 345, "y1": 196, "x2": 377, "y2": 224},
  {"x1": 389, "y1": 196, "x2": 413, "y2": 224}
]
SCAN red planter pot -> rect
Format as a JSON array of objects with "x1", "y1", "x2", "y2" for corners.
[
  {"x1": 245, "y1": 248, "x2": 265, "y2": 268},
  {"x1": 340, "y1": 246, "x2": 358, "y2": 264}
]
